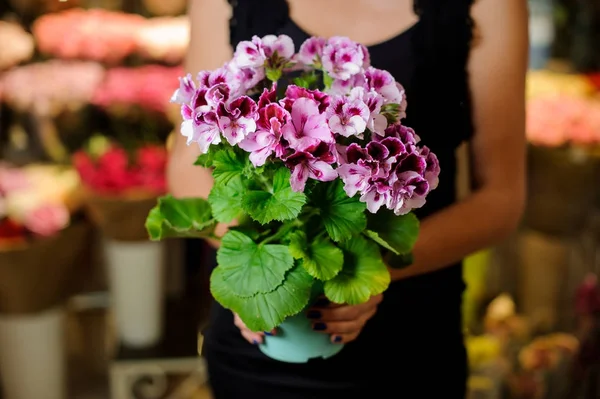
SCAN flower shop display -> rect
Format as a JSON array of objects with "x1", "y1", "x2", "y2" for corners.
[
  {"x1": 0, "y1": 60, "x2": 106, "y2": 162},
  {"x1": 74, "y1": 135, "x2": 168, "y2": 348},
  {"x1": 524, "y1": 71, "x2": 600, "y2": 236},
  {"x1": 147, "y1": 34, "x2": 439, "y2": 362},
  {"x1": 135, "y1": 16, "x2": 189, "y2": 64},
  {"x1": 92, "y1": 65, "x2": 183, "y2": 115},
  {"x1": 32, "y1": 8, "x2": 145, "y2": 64},
  {"x1": 0, "y1": 21, "x2": 34, "y2": 71},
  {"x1": 0, "y1": 60, "x2": 105, "y2": 117},
  {"x1": 0, "y1": 163, "x2": 90, "y2": 399}
]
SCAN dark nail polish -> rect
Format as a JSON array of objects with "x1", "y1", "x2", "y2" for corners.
[
  {"x1": 333, "y1": 335, "x2": 342, "y2": 343},
  {"x1": 313, "y1": 322, "x2": 326, "y2": 331},
  {"x1": 264, "y1": 331, "x2": 273, "y2": 336},
  {"x1": 314, "y1": 298, "x2": 329, "y2": 307},
  {"x1": 307, "y1": 310, "x2": 321, "y2": 319},
  {"x1": 252, "y1": 339, "x2": 259, "y2": 345}
]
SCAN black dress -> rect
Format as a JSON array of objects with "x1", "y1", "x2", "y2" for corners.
[{"x1": 203, "y1": 1, "x2": 475, "y2": 397}]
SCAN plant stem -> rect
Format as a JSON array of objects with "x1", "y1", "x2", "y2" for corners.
[{"x1": 259, "y1": 220, "x2": 301, "y2": 245}]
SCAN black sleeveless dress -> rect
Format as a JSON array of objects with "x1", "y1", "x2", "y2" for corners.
[{"x1": 203, "y1": 1, "x2": 475, "y2": 397}]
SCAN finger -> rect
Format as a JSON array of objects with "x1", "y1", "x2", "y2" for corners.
[
  {"x1": 311, "y1": 307, "x2": 376, "y2": 334},
  {"x1": 241, "y1": 329, "x2": 264, "y2": 345},
  {"x1": 330, "y1": 331, "x2": 360, "y2": 344},
  {"x1": 311, "y1": 320, "x2": 363, "y2": 335},
  {"x1": 310, "y1": 303, "x2": 369, "y2": 322}
]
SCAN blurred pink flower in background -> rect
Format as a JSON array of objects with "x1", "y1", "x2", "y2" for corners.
[
  {"x1": 0, "y1": 60, "x2": 105, "y2": 116},
  {"x1": 23, "y1": 204, "x2": 70, "y2": 237},
  {"x1": 33, "y1": 8, "x2": 145, "y2": 64},
  {"x1": 526, "y1": 96, "x2": 600, "y2": 147},
  {"x1": 92, "y1": 65, "x2": 183, "y2": 114},
  {"x1": 0, "y1": 21, "x2": 34, "y2": 70}
]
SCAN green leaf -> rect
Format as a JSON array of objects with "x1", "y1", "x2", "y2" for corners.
[
  {"x1": 216, "y1": 230, "x2": 294, "y2": 297},
  {"x1": 323, "y1": 235, "x2": 390, "y2": 305},
  {"x1": 194, "y1": 152, "x2": 214, "y2": 168},
  {"x1": 208, "y1": 176, "x2": 246, "y2": 223},
  {"x1": 366, "y1": 210, "x2": 420, "y2": 254},
  {"x1": 386, "y1": 252, "x2": 414, "y2": 269},
  {"x1": 212, "y1": 149, "x2": 247, "y2": 186},
  {"x1": 145, "y1": 195, "x2": 216, "y2": 240},
  {"x1": 289, "y1": 231, "x2": 343, "y2": 281},
  {"x1": 242, "y1": 168, "x2": 306, "y2": 224},
  {"x1": 311, "y1": 180, "x2": 367, "y2": 242},
  {"x1": 322, "y1": 72, "x2": 334, "y2": 89},
  {"x1": 210, "y1": 265, "x2": 313, "y2": 332},
  {"x1": 266, "y1": 68, "x2": 282, "y2": 82}
]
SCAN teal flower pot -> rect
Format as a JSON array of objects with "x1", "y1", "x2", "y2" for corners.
[{"x1": 259, "y1": 311, "x2": 344, "y2": 363}]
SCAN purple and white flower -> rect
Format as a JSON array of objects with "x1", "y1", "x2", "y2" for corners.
[
  {"x1": 326, "y1": 95, "x2": 370, "y2": 138},
  {"x1": 239, "y1": 103, "x2": 289, "y2": 166},
  {"x1": 322, "y1": 36, "x2": 366, "y2": 80},
  {"x1": 286, "y1": 142, "x2": 337, "y2": 192}
]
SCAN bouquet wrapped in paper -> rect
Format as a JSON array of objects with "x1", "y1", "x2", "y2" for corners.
[
  {"x1": 0, "y1": 163, "x2": 90, "y2": 313},
  {"x1": 147, "y1": 33, "x2": 440, "y2": 343},
  {"x1": 74, "y1": 135, "x2": 167, "y2": 241}
]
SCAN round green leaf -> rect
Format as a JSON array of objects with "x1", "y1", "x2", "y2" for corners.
[
  {"x1": 241, "y1": 168, "x2": 306, "y2": 224},
  {"x1": 210, "y1": 265, "x2": 314, "y2": 332},
  {"x1": 216, "y1": 230, "x2": 294, "y2": 297},
  {"x1": 310, "y1": 180, "x2": 367, "y2": 242},
  {"x1": 323, "y1": 235, "x2": 390, "y2": 305},
  {"x1": 208, "y1": 176, "x2": 245, "y2": 223},
  {"x1": 289, "y1": 232, "x2": 343, "y2": 281},
  {"x1": 366, "y1": 211, "x2": 420, "y2": 254},
  {"x1": 145, "y1": 195, "x2": 216, "y2": 240}
]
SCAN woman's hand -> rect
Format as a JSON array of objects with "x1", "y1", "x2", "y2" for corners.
[
  {"x1": 234, "y1": 313, "x2": 276, "y2": 345},
  {"x1": 306, "y1": 294, "x2": 382, "y2": 344}
]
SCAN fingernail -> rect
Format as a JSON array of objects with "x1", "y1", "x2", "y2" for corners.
[
  {"x1": 333, "y1": 335, "x2": 342, "y2": 343},
  {"x1": 252, "y1": 339, "x2": 259, "y2": 345},
  {"x1": 307, "y1": 310, "x2": 321, "y2": 319},
  {"x1": 314, "y1": 298, "x2": 329, "y2": 307},
  {"x1": 264, "y1": 331, "x2": 273, "y2": 336},
  {"x1": 312, "y1": 322, "x2": 326, "y2": 331}
]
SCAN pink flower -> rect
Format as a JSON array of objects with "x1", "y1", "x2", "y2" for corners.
[
  {"x1": 286, "y1": 142, "x2": 337, "y2": 192},
  {"x1": 181, "y1": 112, "x2": 221, "y2": 153},
  {"x1": 234, "y1": 36, "x2": 267, "y2": 68},
  {"x1": 322, "y1": 36, "x2": 366, "y2": 80},
  {"x1": 24, "y1": 204, "x2": 69, "y2": 237},
  {"x1": 297, "y1": 37, "x2": 327, "y2": 66},
  {"x1": 281, "y1": 85, "x2": 330, "y2": 113},
  {"x1": 217, "y1": 96, "x2": 258, "y2": 145},
  {"x1": 239, "y1": 103, "x2": 289, "y2": 166},
  {"x1": 326, "y1": 95, "x2": 370, "y2": 138},
  {"x1": 349, "y1": 87, "x2": 388, "y2": 135},
  {"x1": 420, "y1": 146, "x2": 440, "y2": 190},
  {"x1": 364, "y1": 67, "x2": 405, "y2": 105},
  {"x1": 281, "y1": 97, "x2": 334, "y2": 152},
  {"x1": 261, "y1": 35, "x2": 295, "y2": 60},
  {"x1": 0, "y1": 166, "x2": 30, "y2": 195},
  {"x1": 171, "y1": 73, "x2": 196, "y2": 104}
]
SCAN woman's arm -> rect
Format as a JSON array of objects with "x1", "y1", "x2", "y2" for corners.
[
  {"x1": 390, "y1": 0, "x2": 529, "y2": 280},
  {"x1": 167, "y1": 0, "x2": 233, "y2": 241}
]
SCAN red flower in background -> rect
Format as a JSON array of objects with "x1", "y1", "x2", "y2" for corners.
[{"x1": 73, "y1": 143, "x2": 167, "y2": 196}]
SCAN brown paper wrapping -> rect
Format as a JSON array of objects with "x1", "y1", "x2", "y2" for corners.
[
  {"x1": 0, "y1": 221, "x2": 93, "y2": 314},
  {"x1": 85, "y1": 195, "x2": 157, "y2": 242}
]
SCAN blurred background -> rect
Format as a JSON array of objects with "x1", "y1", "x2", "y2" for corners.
[{"x1": 0, "y1": 0, "x2": 599, "y2": 398}]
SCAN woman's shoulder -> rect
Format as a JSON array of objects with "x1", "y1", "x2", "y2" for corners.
[{"x1": 228, "y1": 0, "x2": 290, "y2": 47}]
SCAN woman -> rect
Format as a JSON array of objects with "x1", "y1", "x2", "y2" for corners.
[{"x1": 169, "y1": 0, "x2": 528, "y2": 397}]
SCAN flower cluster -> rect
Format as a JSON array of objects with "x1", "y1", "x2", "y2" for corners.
[
  {"x1": 0, "y1": 164, "x2": 77, "y2": 244},
  {"x1": 33, "y1": 9, "x2": 189, "y2": 64},
  {"x1": 92, "y1": 65, "x2": 183, "y2": 114},
  {"x1": 172, "y1": 34, "x2": 438, "y2": 215},
  {"x1": 33, "y1": 9, "x2": 145, "y2": 64},
  {"x1": 73, "y1": 140, "x2": 167, "y2": 196},
  {"x1": 0, "y1": 21, "x2": 34, "y2": 71},
  {"x1": 527, "y1": 96, "x2": 600, "y2": 147},
  {"x1": 0, "y1": 60, "x2": 105, "y2": 116}
]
